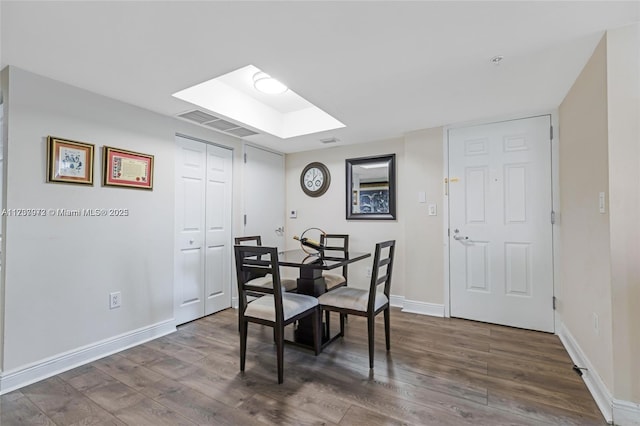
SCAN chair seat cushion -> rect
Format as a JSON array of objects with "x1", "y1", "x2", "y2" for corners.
[
  {"x1": 318, "y1": 287, "x2": 388, "y2": 312},
  {"x1": 247, "y1": 274, "x2": 297, "y2": 292},
  {"x1": 245, "y1": 293, "x2": 318, "y2": 322},
  {"x1": 322, "y1": 272, "x2": 346, "y2": 290}
]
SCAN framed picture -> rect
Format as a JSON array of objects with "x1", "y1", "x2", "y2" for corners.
[
  {"x1": 46, "y1": 136, "x2": 95, "y2": 185},
  {"x1": 102, "y1": 146, "x2": 154, "y2": 190}
]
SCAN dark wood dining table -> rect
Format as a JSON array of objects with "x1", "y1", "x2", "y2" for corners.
[{"x1": 277, "y1": 249, "x2": 371, "y2": 349}]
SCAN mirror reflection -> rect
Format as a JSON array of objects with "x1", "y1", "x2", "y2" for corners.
[{"x1": 346, "y1": 154, "x2": 396, "y2": 220}]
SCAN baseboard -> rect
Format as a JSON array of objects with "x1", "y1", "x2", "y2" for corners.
[
  {"x1": 401, "y1": 298, "x2": 445, "y2": 317},
  {"x1": 232, "y1": 296, "x2": 239, "y2": 309},
  {"x1": 557, "y1": 321, "x2": 613, "y2": 423},
  {"x1": 0, "y1": 319, "x2": 176, "y2": 395},
  {"x1": 613, "y1": 399, "x2": 640, "y2": 426},
  {"x1": 389, "y1": 294, "x2": 404, "y2": 308}
]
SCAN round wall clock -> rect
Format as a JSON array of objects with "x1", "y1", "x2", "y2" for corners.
[{"x1": 300, "y1": 162, "x2": 331, "y2": 197}]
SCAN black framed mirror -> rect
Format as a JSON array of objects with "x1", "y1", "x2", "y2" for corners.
[{"x1": 346, "y1": 154, "x2": 396, "y2": 220}]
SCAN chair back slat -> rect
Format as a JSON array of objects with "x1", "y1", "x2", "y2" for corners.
[
  {"x1": 368, "y1": 240, "x2": 396, "y2": 311},
  {"x1": 235, "y1": 236, "x2": 262, "y2": 246},
  {"x1": 320, "y1": 234, "x2": 349, "y2": 280},
  {"x1": 234, "y1": 245, "x2": 284, "y2": 323}
]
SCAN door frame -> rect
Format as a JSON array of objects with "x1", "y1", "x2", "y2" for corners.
[{"x1": 442, "y1": 110, "x2": 560, "y2": 332}]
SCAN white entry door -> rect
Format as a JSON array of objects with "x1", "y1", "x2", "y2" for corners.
[
  {"x1": 175, "y1": 135, "x2": 232, "y2": 325},
  {"x1": 448, "y1": 115, "x2": 554, "y2": 332},
  {"x1": 243, "y1": 144, "x2": 285, "y2": 248}
]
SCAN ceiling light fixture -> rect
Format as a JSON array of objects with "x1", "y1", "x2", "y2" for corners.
[{"x1": 253, "y1": 71, "x2": 288, "y2": 95}]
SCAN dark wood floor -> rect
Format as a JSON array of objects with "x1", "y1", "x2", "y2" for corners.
[{"x1": 0, "y1": 308, "x2": 605, "y2": 425}]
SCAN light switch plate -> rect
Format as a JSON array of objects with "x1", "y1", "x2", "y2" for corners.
[
  {"x1": 428, "y1": 204, "x2": 437, "y2": 216},
  {"x1": 289, "y1": 209, "x2": 297, "y2": 219},
  {"x1": 598, "y1": 192, "x2": 606, "y2": 214}
]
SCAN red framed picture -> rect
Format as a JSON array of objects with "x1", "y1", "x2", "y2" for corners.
[
  {"x1": 46, "y1": 136, "x2": 95, "y2": 185},
  {"x1": 102, "y1": 146, "x2": 154, "y2": 190}
]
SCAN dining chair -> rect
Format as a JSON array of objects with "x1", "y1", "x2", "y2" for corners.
[
  {"x1": 319, "y1": 234, "x2": 349, "y2": 292},
  {"x1": 234, "y1": 236, "x2": 297, "y2": 292},
  {"x1": 234, "y1": 245, "x2": 321, "y2": 384},
  {"x1": 319, "y1": 234, "x2": 349, "y2": 337},
  {"x1": 318, "y1": 240, "x2": 396, "y2": 369}
]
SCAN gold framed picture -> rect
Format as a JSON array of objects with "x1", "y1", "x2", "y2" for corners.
[
  {"x1": 102, "y1": 146, "x2": 154, "y2": 190},
  {"x1": 46, "y1": 136, "x2": 95, "y2": 185}
]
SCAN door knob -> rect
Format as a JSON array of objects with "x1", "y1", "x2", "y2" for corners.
[{"x1": 453, "y1": 229, "x2": 469, "y2": 241}]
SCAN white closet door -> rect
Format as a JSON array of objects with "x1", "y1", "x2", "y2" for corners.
[
  {"x1": 175, "y1": 136, "x2": 232, "y2": 325},
  {"x1": 243, "y1": 145, "x2": 285, "y2": 249},
  {"x1": 203, "y1": 144, "x2": 232, "y2": 315}
]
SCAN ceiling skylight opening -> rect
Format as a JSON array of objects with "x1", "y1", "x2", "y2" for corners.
[
  {"x1": 253, "y1": 72, "x2": 288, "y2": 95},
  {"x1": 172, "y1": 65, "x2": 345, "y2": 139}
]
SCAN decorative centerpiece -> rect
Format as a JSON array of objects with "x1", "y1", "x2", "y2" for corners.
[{"x1": 293, "y1": 227, "x2": 326, "y2": 256}]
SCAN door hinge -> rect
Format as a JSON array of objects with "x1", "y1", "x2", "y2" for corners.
[
  {"x1": 244, "y1": 214, "x2": 247, "y2": 226},
  {"x1": 551, "y1": 210, "x2": 556, "y2": 224},
  {"x1": 550, "y1": 125, "x2": 554, "y2": 141},
  {"x1": 553, "y1": 296, "x2": 557, "y2": 310},
  {"x1": 244, "y1": 153, "x2": 247, "y2": 163}
]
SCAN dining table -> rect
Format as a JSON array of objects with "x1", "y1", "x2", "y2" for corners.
[{"x1": 277, "y1": 248, "x2": 371, "y2": 349}]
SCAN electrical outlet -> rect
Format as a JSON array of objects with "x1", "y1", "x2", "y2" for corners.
[
  {"x1": 110, "y1": 291, "x2": 121, "y2": 309},
  {"x1": 366, "y1": 267, "x2": 372, "y2": 277}
]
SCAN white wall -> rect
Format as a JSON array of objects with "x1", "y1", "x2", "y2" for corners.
[
  {"x1": 285, "y1": 139, "x2": 406, "y2": 296},
  {"x1": 0, "y1": 67, "x2": 243, "y2": 385},
  {"x1": 285, "y1": 129, "x2": 446, "y2": 311},
  {"x1": 402, "y1": 128, "x2": 444, "y2": 305},
  {"x1": 558, "y1": 34, "x2": 614, "y2": 394},
  {"x1": 558, "y1": 25, "x2": 640, "y2": 423},
  {"x1": 607, "y1": 23, "x2": 640, "y2": 406}
]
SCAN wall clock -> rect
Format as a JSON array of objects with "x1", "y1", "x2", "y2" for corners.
[{"x1": 300, "y1": 162, "x2": 331, "y2": 197}]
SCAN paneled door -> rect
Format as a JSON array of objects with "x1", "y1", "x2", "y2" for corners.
[
  {"x1": 448, "y1": 115, "x2": 554, "y2": 332},
  {"x1": 175, "y1": 135, "x2": 232, "y2": 325},
  {"x1": 243, "y1": 144, "x2": 285, "y2": 249}
]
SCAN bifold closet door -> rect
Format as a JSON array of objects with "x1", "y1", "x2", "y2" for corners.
[{"x1": 175, "y1": 135, "x2": 232, "y2": 325}]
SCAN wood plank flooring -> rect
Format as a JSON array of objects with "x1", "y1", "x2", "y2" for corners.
[{"x1": 0, "y1": 308, "x2": 606, "y2": 425}]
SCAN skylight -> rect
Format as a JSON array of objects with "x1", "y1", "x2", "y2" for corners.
[{"x1": 172, "y1": 65, "x2": 345, "y2": 139}]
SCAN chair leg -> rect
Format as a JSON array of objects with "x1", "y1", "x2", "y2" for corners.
[
  {"x1": 240, "y1": 319, "x2": 248, "y2": 372},
  {"x1": 275, "y1": 326, "x2": 284, "y2": 384},
  {"x1": 384, "y1": 308, "x2": 391, "y2": 351},
  {"x1": 339, "y1": 313, "x2": 346, "y2": 337},
  {"x1": 313, "y1": 308, "x2": 321, "y2": 356},
  {"x1": 367, "y1": 315, "x2": 375, "y2": 369},
  {"x1": 324, "y1": 310, "x2": 331, "y2": 340}
]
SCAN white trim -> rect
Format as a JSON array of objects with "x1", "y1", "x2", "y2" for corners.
[
  {"x1": 557, "y1": 321, "x2": 613, "y2": 423},
  {"x1": 389, "y1": 294, "x2": 404, "y2": 308},
  {"x1": 0, "y1": 319, "x2": 175, "y2": 395},
  {"x1": 613, "y1": 399, "x2": 640, "y2": 426},
  {"x1": 442, "y1": 127, "x2": 450, "y2": 318},
  {"x1": 401, "y1": 299, "x2": 445, "y2": 317},
  {"x1": 232, "y1": 296, "x2": 239, "y2": 309}
]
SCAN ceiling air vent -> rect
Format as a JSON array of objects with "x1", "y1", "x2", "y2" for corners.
[{"x1": 177, "y1": 109, "x2": 259, "y2": 138}]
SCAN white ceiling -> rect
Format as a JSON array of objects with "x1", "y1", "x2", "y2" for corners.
[{"x1": 1, "y1": 1, "x2": 638, "y2": 153}]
